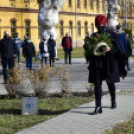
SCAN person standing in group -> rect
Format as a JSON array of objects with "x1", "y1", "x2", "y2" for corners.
[
  {"x1": 88, "y1": 15, "x2": 127, "y2": 115},
  {"x1": 14, "y1": 33, "x2": 23, "y2": 64},
  {"x1": 23, "y1": 38, "x2": 36, "y2": 70},
  {"x1": 48, "y1": 34, "x2": 56, "y2": 66},
  {"x1": 83, "y1": 32, "x2": 91, "y2": 64},
  {"x1": 126, "y1": 33, "x2": 132, "y2": 71},
  {"x1": 116, "y1": 25, "x2": 127, "y2": 53},
  {"x1": 62, "y1": 33, "x2": 73, "y2": 64},
  {"x1": 0, "y1": 31, "x2": 18, "y2": 83},
  {"x1": 39, "y1": 36, "x2": 50, "y2": 67}
]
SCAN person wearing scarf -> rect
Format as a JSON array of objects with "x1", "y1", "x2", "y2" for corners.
[
  {"x1": 88, "y1": 15, "x2": 127, "y2": 115},
  {"x1": 39, "y1": 36, "x2": 50, "y2": 67}
]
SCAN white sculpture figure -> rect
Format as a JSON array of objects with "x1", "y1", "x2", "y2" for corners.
[
  {"x1": 107, "y1": 0, "x2": 120, "y2": 31},
  {"x1": 38, "y1": 0, "x2": 65, "y2": 40}
]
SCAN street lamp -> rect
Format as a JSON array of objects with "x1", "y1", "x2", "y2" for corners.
[{"x1": 75, "y1": 0, "x2": 77, "y2": 48}]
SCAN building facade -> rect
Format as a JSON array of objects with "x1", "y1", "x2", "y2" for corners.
[{"x1": 0, "y1": 0, "x2": 134, "y2": 49}]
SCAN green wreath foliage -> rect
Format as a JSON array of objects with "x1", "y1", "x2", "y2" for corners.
[{"x1": 84, "y1": 32, "x2": 113, "y2": 57}]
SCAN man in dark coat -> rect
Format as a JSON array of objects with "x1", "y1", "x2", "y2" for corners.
[
  {"x1": 23, "y1": 38, "x2": 36, "y2": 70},
  {"x1": 83, "y1": 32, "x2": 91, "y2": 64},
  {"x1": 126, "y1": 33, "x2": 132, "y2": 71},
  {"x1": 62, "y1": 33, "x2": 73, "y2": 64},
  {"x1": 48, "y1": 34, "x2": 56, "y2": 66},
  {"x1": 116, "y1": 25, "x2": 127, "y2": 52},
  {"x1": 0, "y1": 31, "x2": 18, "y2": 83},
  {"x1": 88, "y1": 15, "x2": 127, "y2": 115}
]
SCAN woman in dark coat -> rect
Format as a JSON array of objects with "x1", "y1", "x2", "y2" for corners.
[
  {"x1": 39, "y1": 36, "x2": 50, "y2": 67},
  {"x1": 88, "y1": 15, "x2": 127, "y2": 115},
  {"x1": 48, "y1": 34, "x2": 56, "y2": 66},
  {"x1": 23, "y1": 38, "x2": 36, "y2": 70},
  {"x1": 126, "y1": 33, "x2": 132, "y2": 71}
]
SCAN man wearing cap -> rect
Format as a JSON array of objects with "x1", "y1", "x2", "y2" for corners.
[
  {"x1": 0, "y1": 31, "x2": 18, "y2": 83},
  {"x1": 14, "y1": 33, "x2": 23, "y2": 64},
  {"x1": 88, "y1": 15, "x2": 127, "y2": 115}
]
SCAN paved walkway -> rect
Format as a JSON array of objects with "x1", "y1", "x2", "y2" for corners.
[
  {"x1": 0, "y1": 58, "x2": 134, "y2": 95},
  {"x1": 16, "y1": 95, "x2": 134, "y2": 134}
]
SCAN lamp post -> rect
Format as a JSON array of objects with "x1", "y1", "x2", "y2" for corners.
[
  {"x1": 106, "y1": 0, "x2": 108, "y2": 17},
  {"x1": 125, "y1": 0, "x2": 127, "y2": 29},
  {"x1": 75, "y1": 0, "x2": 77, "y2": 48}
]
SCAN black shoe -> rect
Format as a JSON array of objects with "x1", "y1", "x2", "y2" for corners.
[
  {"x1": 111, "y1": 101, "x2": 116, "y2": 109},
  {"x1": 127, "y1": 68, "x2": 131, "y2": 71},
  {"x1": 92, "y1": 107, "x2": 102, "y2": 115}
]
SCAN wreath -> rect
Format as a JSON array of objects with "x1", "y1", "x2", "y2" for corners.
[{"x1": 84, "y1": 32, "x2": 113, "y2": 57}]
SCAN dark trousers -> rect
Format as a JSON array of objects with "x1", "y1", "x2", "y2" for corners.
[
  {"x1": 41, "y1": 57, "x2": 48, "y2": 68},
  {"x1": 127, "y1": 58, "x2": 130, "y2": 69},
  {"x1": 17, "y1": 50, "x2": 20, "y2": 63},
  {"x1": 94, "y1": 82, "x2": 116, "y2": 107},
  {"x1": 2, "y1": 58, "x2": 14, "y2": 83},
  {"x1": 65, "y1": 49, "x2": 71, "y2": 64},
  {"x1": 85, "y1": 56, "x2": 89, "y2": 64},
  {"x1": 26, "y1": 57, "x2": 32, "y2": 70},
  {"x1": 49, "y1": 57, "x2": 55, "y2": 66}
]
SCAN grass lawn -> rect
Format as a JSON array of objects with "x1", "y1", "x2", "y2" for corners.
[
  {"x1": 104, "y1": 113, "x2": 134, "y2": 134},
  {"x1": 0, "y1": 96, "x2": 93, "y2": 134},
  {"x1": 20, "y1": 47, "x2": 84, "y2": 63}
]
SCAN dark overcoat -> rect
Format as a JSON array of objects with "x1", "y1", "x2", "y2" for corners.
[
  {"x1": 0, "y1": 37, "x2": 18, "y2": 59},
  {"x1": 39, "y1": 42, "x2": 50, "y2": 54},
  {"x1": 89, "y1": 28, "x2": 127, "y2": 84},
  {"x1": 116, "y1": 31, "x2": 127, "y2": 51},
  {"x1": 23, "y1": 42, "x2": 36, "y2": 58},
  {"x1": 48, "y1": 39, "x2": 56, "y2": 57},
  {"x1": 126, "y1": 39, "x2": 132, "y2": 57}
]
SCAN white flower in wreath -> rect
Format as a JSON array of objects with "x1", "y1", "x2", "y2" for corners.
[{"x1": 93, "y1": 42, "x2": 109, "y2": 56}]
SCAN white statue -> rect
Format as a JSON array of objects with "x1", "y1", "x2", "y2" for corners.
[
  {"x1": 38, "y1": 0, "x2": 65, "y2": 40},
  {"x1": 107, "y1": 0, "x2": 120, "y2": 31}
]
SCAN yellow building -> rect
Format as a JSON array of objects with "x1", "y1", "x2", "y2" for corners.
[{"x1": 0, "y1": 0, "x2": 134, "y2": 49}]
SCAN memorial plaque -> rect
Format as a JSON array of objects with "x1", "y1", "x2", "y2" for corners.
[{"x1": 22, "y1": 97, "x2": 38, "y2": 115}]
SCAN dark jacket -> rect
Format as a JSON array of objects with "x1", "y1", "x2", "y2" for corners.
[
  {"x1": 23, "y1": 42, "x2": 36, "y2": 58},
  {"x1": 39, "y1": 41, "x2": 50, "y2": 54},
  {"x1": 89, "y1": 28, "x2": 127, "y2": 84},
  {"x1": 48, "y1": 39, "x2": 56, "y2": 57},
  {"x1": 62, "y1": 37, "x2": 73, "y2": 51},
  {"x1": 0, "y1": 37, "x2": 18, "y2": 59},
  {"x1": 126, "y1": 38, "x2": 132, "y2": 57},
  {"x1": 83, "y1": 37, "x2": 91, "y2": 50},
  {"x1": 116, "y1": 31, "x2": 127, "y2": 51}
]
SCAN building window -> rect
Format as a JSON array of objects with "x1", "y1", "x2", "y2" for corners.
[
  {"x1": 91, "y1": 23, "x2": 94, "y2": 34},
  {"x1": 69, "y1": 22, "x2": 73, "y2": 36},
  {"x1": 77, "y1": 0, "x2": 80, "y2": 7},
  {"x1": 11, "y1": 3, "x2": 14, "y2": 6},
  {"x1": 102, "y1": 0, "x2": 105, "y2": 10},
  {"x1": 11, "y1": 21, "x2": 16, "y2": 38},
  {"x1": 38, "y1": 25, "x2": 41, "y2": 38},
  {"x1": 60, "y1": 21, "x2": 64, "y2": 37},
  {"x1": 122, "y1": 1, "x2": 124, "y2": 13},
  {"x1": 25, "y1": 4, "x2": 28, "y2": 8},
  {"x1": 78, "y1": 22, "x2": 81, "y2": 36},
  {"x1": 130, "y1": 2, "x2": 132, "y2": 15},
  {"x1": 133, "y1": 4, "x2": 134, "y2": 13},
  {"x1": 84, "y1": 0, "x2": 87, "y2": 8},
  {"x1": 84, "y1": 22, "x2": 88, "y2": 36},
  {"x1": 96, "y1": 0, "x2": 99, "y2": 9},
  {"x1": 69, "y1": 0, "x2": 72, "y2": 6},
  {"x1": 90, "y1": 0, "x2": 93, "y2": 9},
  {"x1": 25, "y1": 21, "x2": 31, "y2": 37}
]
